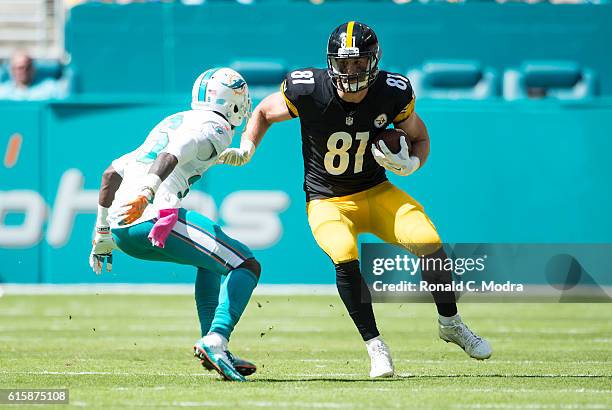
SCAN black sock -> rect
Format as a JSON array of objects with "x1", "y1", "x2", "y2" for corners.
[
  {"x1": 421, "y1": 247, "x2": 458, "y2": 317},
  {"x1": 335, "y1": 260, "x2": 380, "y2": 341}
]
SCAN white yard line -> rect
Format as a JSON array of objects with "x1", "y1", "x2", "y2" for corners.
[
  {"x1": 0, "y1": 370, "x2": 214, "y2": 377},
  {"x1": 2, "y1": 370, "x2": 609, "y2": 379},
  {"x1": 0, "y1": 284, "x2": 337, "y2": 295},
  {"x1": 301, "y1": 359, "x2": 612, "y2": 365},
  {"x1": 172, "y1": 402, "x2": 351, "y2": 409},
  {"x1": 2, "y1": 283, "x2": 610, "y2": 297},
  {"x1": 453, "y1": 405, "x2": 609, "y2": 409}
]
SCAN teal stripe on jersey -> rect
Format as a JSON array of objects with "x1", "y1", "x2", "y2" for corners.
[{"x1": 197, "y1": 68, "x2": 220, "y2": 103}]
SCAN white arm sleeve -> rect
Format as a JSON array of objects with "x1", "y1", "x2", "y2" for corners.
[
  {"x1": 111, "y1": 151, "x2": 137, "y2": 177},
  {"x1": 164, "y1": 131, "x2": 199, "y2": 165},
  {"x1": 165, "y1": 125, "x2": 221, "y2": 164}
]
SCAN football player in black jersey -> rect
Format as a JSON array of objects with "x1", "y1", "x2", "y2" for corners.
[{"x1": 219, "y1": 21, "x2": 492, "y2": 377}]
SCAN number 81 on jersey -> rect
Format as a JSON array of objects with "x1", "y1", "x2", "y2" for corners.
[{"x1": 324, "y1": 131, "x2": 369, "y2": 175}]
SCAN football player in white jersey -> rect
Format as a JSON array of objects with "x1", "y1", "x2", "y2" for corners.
[{"x1": 89, "y1": 68, "x2": 258, "y2": 382}]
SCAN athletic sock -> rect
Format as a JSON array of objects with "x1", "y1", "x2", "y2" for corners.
[
  {"x1": 365, "y1": 335, "x2": 384, "y2": 347},
  {"x1": 194, "y1": 268, "x2": 221, "y2": 337},
  {"x1": 209, "y1": 267, "x2": 258, "y2": 341},
  {"x1": 335, "y1": 260, "x2": 380, "y2": 341},
  {"x1": 438, "y1": 313, "x2": 460, "y2": 325},
  {"x1": 203, "y1": 331, "x2": 228, "y2": 349},
  {"x1": 421, "y1": 247, "x2": 458, "y2": 317}
]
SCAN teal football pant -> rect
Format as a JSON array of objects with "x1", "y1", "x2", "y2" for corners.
[{"x1": 112, "y1": 208, "x2": 258, "y2": 340}]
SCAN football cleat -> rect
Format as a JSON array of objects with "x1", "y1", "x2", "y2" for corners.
[
  {"x1": 199, "y1": 350, "x2": 257, "y2": 376},
  {"x1": 438, "y1": 318, "x2": 492, "y2": 360},
  {"x1": 366, "y1": 336, "x2": 394, "y2": 378},
  {"x1": 193, "y1": 336, "x2": 246, "y2": 382}
]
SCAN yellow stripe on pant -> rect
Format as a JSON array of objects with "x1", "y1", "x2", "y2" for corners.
[{"x1": 306, "y1": 181, "x2": 442, "y2": 264}]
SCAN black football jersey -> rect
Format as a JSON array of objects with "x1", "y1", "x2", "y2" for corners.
[{"x1": 281, "y1": 68, "x2": 415, "y2": 201}]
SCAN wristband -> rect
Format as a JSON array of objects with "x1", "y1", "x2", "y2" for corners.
[
  {"x1": 96, "y1": 205, "x2": 109, "y2": 227},
  {"x1": 142, "y1": 173, "x2": 163, "y2": 193},
  {"x1": 240, "y1": 139, "x2": 256, "y2": 159}
]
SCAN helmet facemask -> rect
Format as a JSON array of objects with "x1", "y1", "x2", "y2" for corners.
[
  {"x1": 327, "y1": 21, "x2": 381, "y2": 93},
  {"x1": 327, "y1": 44, "x2": 380, "y2": 93}
]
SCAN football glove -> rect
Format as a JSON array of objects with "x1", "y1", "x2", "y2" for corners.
[
  {"x1": 117, "y1": 174, "x2": 161, "y2": 226},
  {"x1": 218, "y1": 139, "x2": 255, "y2": 167},
  {"x1": 89, "y1": 225, "x2": 115, "y2": 274},
  {"x1": 371, "y1": 136, "x2": 420, "y2": 177}
]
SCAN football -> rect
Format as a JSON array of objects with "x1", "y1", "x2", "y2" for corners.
[{"x1": 372, "y1": 128, "x2": 411, "y2": 154}]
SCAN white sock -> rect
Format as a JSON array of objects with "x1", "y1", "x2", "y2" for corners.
[
  {"x1": 204, "y1": 332, "x2": 228, "y2": 348},
  {"x1": 439, "y1": 313, "x2": 460, "y2": 325},
  {"x1": 365, "y1": 335, "x2": 383, "y2": 347}
]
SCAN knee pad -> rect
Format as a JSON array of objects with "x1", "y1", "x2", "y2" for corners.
[
  {"x1": 238, "y1": 258, "x2": 261, "y2": 280},
  {"x1": 397, "y1": 211, "x2": 442, "y2": 256},
  {"x1": 314, "y1": 221, "x2": 359, "y2": 264}
]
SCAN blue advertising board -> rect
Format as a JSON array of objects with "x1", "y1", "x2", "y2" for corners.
[{"x1": 2, "y1": 98, "x2": 612, "y2": 284}]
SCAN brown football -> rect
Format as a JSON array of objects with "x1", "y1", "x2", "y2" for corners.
[{"x1": 372, "y1": 128, "x2": 411, "y2": 154}]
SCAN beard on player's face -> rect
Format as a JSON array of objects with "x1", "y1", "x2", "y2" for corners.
[{"x1": 339, "y1": 74, "x2": 368, "y2": 92}]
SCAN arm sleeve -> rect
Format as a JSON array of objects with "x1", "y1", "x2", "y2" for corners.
[
  {"x1": 392, "y1": 83, "x2": 416, "y2": 125},
  {"x1": 110, "y1": 151, "x2": 136, "y2": 177},
  {"x1": 164, "y1": 131, "x2": 199, "y2": 165}
]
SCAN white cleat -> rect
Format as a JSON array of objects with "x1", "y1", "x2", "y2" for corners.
[
  {"x1": 193, "y1": 333, "x2": 246, "y2": 382},
  {"x1": 366, "y1": 336, "x2": 394, "y2": 378},
  {"x1": 438, "y1": 317, "x2": 492, "y2": 360}
]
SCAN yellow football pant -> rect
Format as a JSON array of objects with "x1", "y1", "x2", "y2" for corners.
[{"x1": 306, "y1": 181, "x2": 442, "y2": 264}]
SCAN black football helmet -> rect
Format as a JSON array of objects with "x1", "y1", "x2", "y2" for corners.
[{"x1": 327, "y1": 21, "x2": 381, "y2": 93}]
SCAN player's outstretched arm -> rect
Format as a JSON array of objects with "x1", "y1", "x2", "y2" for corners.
[
  {"x1": 218, "y1": 92, "x2": 293, "y2": 166},
  {"x1": 90, "y1": 164, "x2": 123, "y2": 274}
]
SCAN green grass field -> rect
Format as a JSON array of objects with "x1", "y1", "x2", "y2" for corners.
[{"x1": 0, "y1": 294, "x2": 610, "y2": 409}]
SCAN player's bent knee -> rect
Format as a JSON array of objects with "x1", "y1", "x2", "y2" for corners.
[
  {"x1": 322, "y1": 239, "x2": 358, "y2": 264},
  {"x1": 238, "y1": 258, "x2": 261, "y2": 280},
  {"x1": 312, "y1": 222, "x2": 358, "y2": 264},
  {"x1": 397, "y1": 211, "x2": 442, "y2": 256},
  {"x1": 412, "y1": 229, "x2": 442, "y2": 256}
]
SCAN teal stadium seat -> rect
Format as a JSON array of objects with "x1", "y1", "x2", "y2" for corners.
[
  {"x1": 407, "y1": 60, "x2": 499, "y2": 100},
  {"x1": 503, "y1": 60, "x2": 598, "y2": 100},
  {"x1": 229, "y1": 59, "x2": 288, "y2": 99}
]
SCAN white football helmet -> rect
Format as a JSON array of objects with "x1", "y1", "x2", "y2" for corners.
[{"x1": 191, "y1": 68, "x2": 252, "y2": 128}]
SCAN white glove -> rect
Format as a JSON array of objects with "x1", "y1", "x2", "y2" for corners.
[
  {"x1": 218, "y1": 139, "x2": 256, "y2": 166},
  {"x1": 371, "y1": 136, "x2": 421, "y2": 176},
  {"x1": 89, "y1": 205, "x2": 116, "y2": 274},
  {"x1": 89, "y1": 225, "x2": 116, "y2": 274}
]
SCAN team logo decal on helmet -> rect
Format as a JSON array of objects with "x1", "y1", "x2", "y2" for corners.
[
  {"x1": 223, "y1": 75, "x2": 248, "y2": 95},
  {"x1": 327, "y1": 21, "x2": 381, "y2": 93}
]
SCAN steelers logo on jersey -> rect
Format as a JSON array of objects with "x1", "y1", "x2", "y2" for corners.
[{"x1": 374, "y1": 113, "x2": 388, "y2": 128}]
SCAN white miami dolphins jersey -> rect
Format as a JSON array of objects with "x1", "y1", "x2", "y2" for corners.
[{"x1": 108, "y1": 109, "x2": 233, "y2": 229}]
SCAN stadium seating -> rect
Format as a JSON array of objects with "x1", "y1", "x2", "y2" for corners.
[
  {"x1": 407, "y1": 60, "x2": 499, "y2": 100},
  {"x1": 503, "y1": 60, "x2": 598, "y2": 100},
  {"x1": 229, "y1": 59, "x2": 287, "y2": 99}
]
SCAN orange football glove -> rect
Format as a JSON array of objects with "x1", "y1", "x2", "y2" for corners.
[{"x1": 118, "y1": 189, "x2": 153, "y2": 225}]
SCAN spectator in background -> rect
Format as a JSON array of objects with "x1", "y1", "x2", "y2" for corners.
[{"x1": 0, "y1": 51, "x2": 69, "y2": 101}]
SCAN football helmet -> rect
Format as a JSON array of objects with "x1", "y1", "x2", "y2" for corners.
[
  {"x1": 327, "y1": 21, "x2": 381, "y2": 93},
  {"x1": 191, "y1": 67, "x2": 252, "y2": 127}
]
